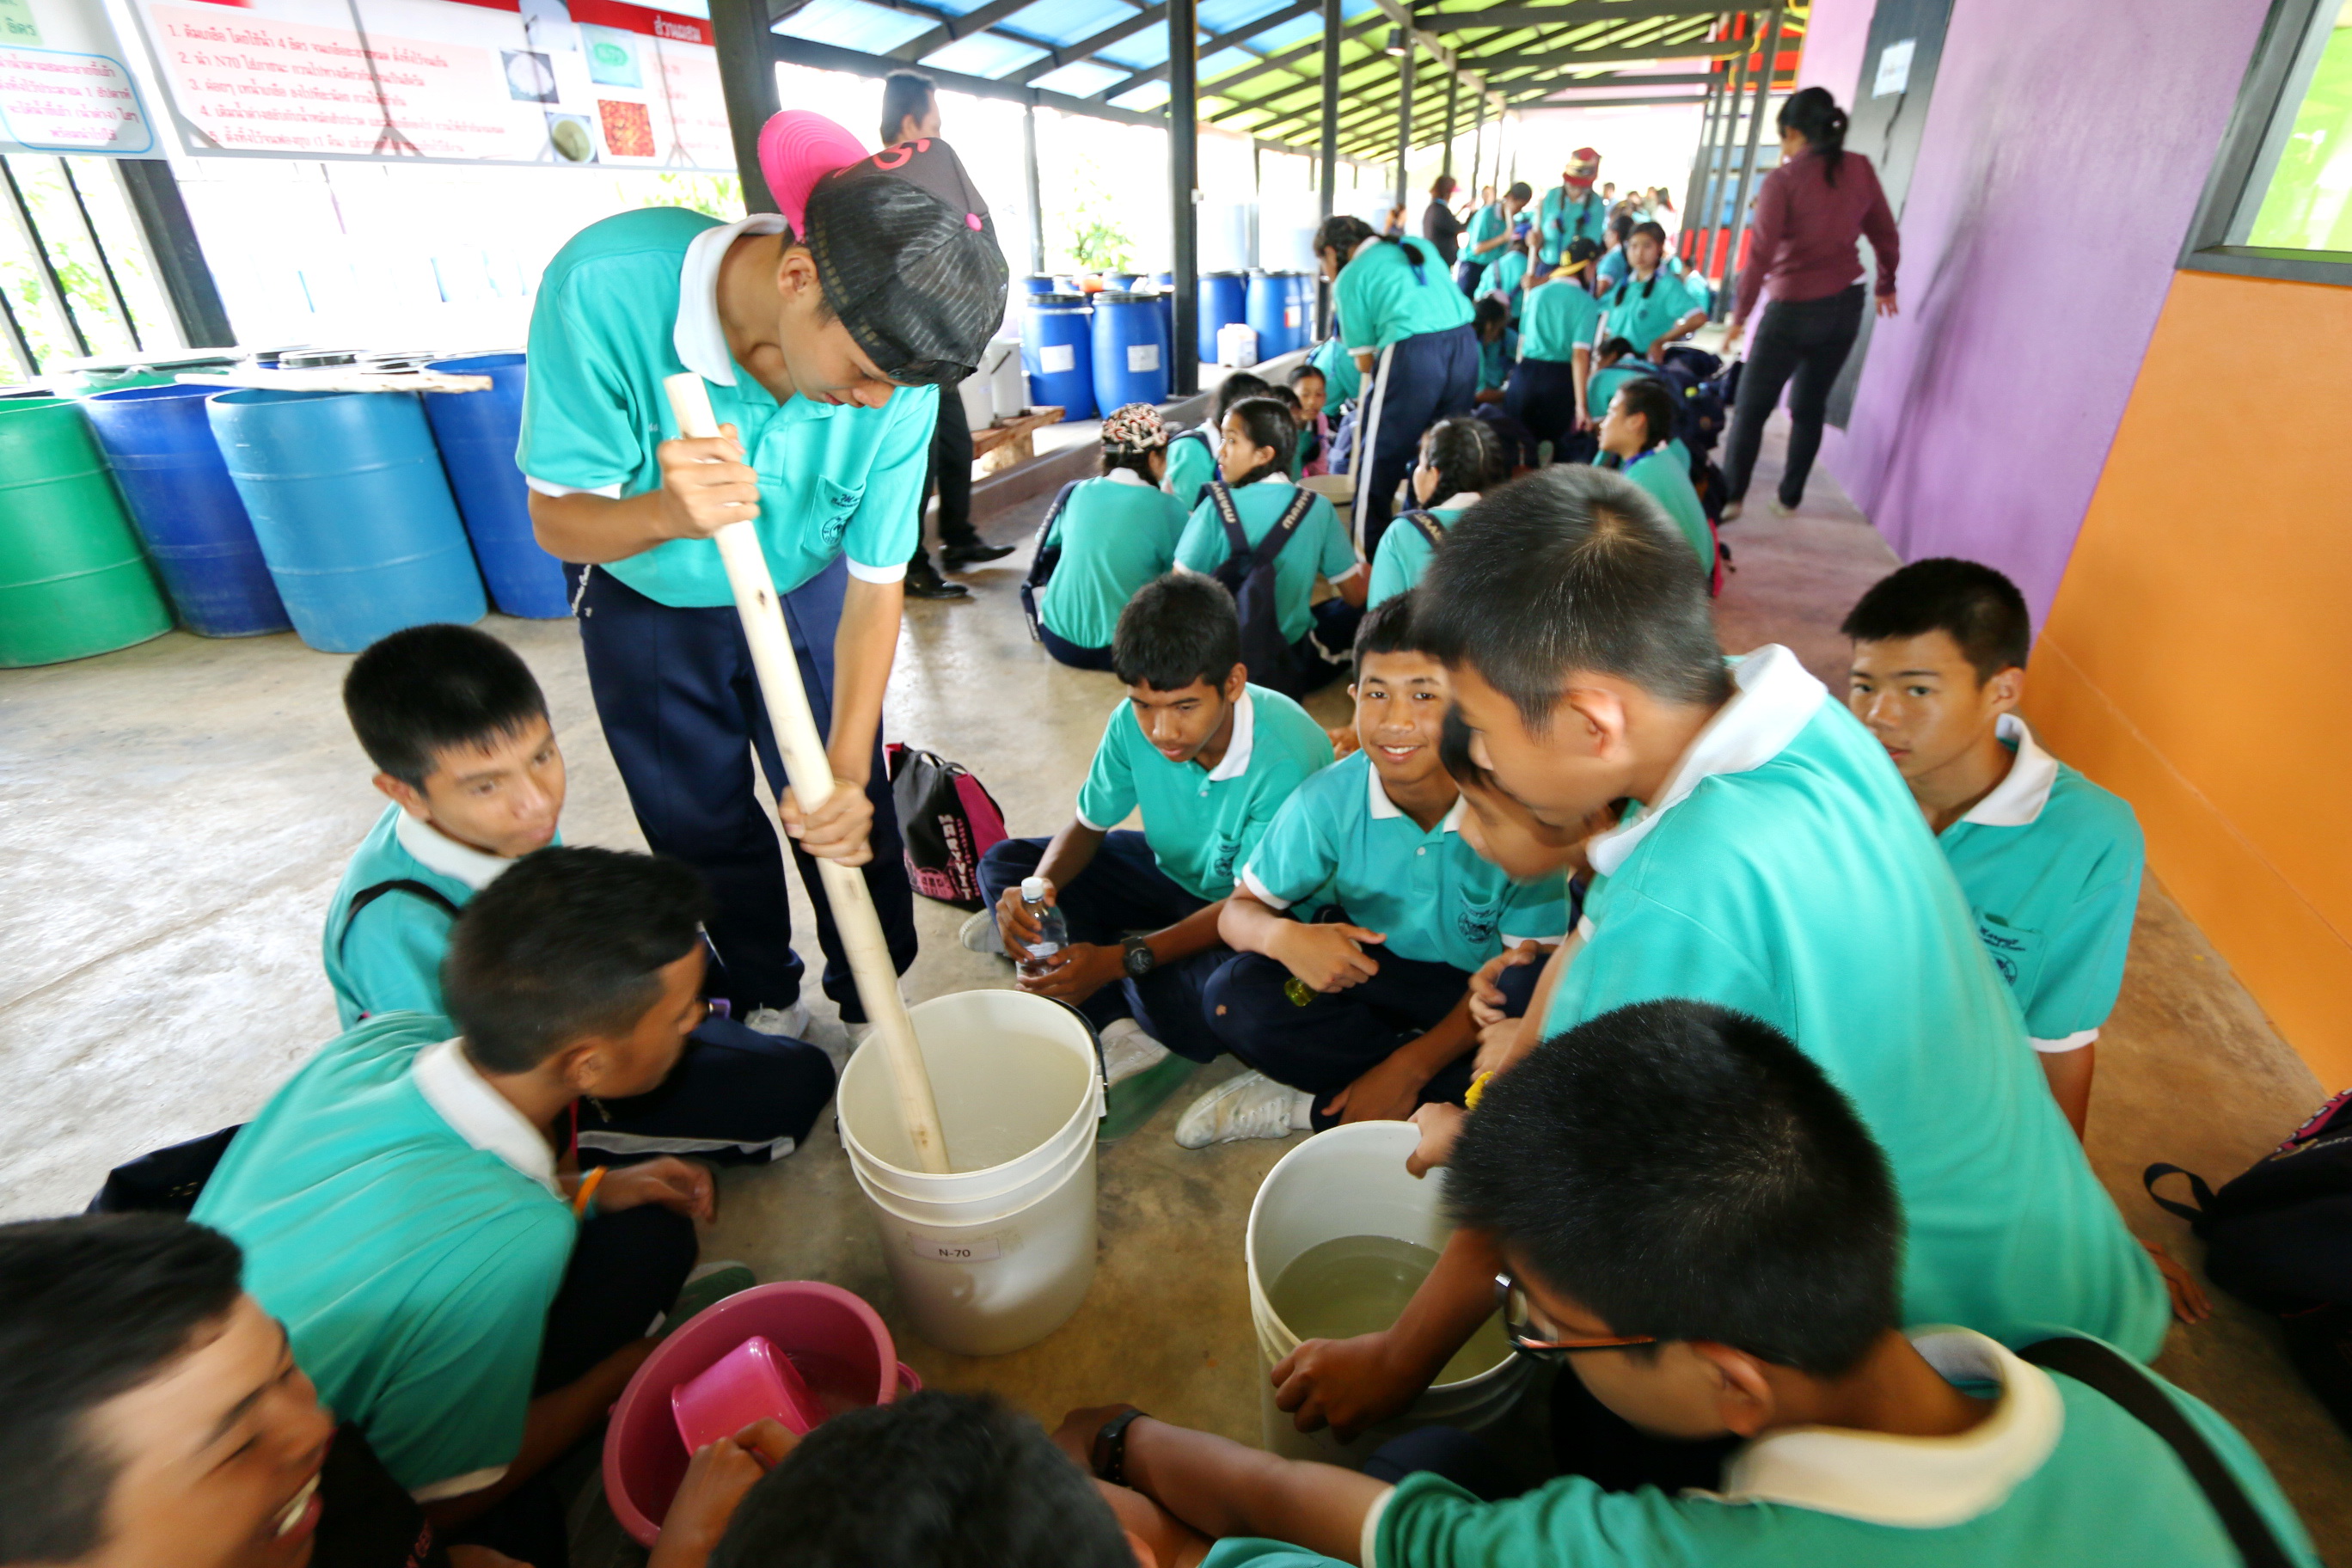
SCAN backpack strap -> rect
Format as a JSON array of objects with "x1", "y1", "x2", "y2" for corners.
[
  {"x1": 1252, "y1": 486, "x2": 1318, "y2": 574},
  {"x1": 337, "y1": 879, "x2": 462, "y2": 959},
  {"x1": 2018, "y1": 1338, "x2": 2296, "y2": 1568},
  {"x1": 1401, "y1": 508, "x2": 1447, "y2": 546},
  {"x1": 1206, "y1": 480, "x2": 1253, "y2": 564},
  {"x1": 2144, "y1": 1162, "x2": 2219, "y2": 1225}
]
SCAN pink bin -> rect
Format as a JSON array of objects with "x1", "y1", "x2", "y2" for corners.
[{"x1": 603, "y1": 1281, "x2": 921, "y2": 1547}]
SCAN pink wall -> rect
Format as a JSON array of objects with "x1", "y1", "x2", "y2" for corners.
[
  {"x1": 1794, "y1": 0, "x2": 1872, "y2": 101},
  {"x1": 1816, "y1": 0, "x2": 2269, "y2": 620}
]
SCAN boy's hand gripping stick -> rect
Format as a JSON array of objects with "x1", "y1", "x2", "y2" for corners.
[{"x1": 663, "y1": 373, "x2": 951, "y2": 1174}]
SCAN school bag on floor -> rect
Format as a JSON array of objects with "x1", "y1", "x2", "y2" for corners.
[
  {"x1": 1205, "y1": 479, "x2": 1322, "y2": 698},
  {"x1": 2146, "y1": 1088, "x2": 2352, "y2": 1439},
  {"x1": 1019, "y1": 479, "x2": 1084, "y2": 642},
  {"x1": 886, "y1": 744, "x2": 1008, "y2": 911}
]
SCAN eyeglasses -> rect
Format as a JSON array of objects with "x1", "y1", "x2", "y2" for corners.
[{"x1": 1493, "y1": 1273, "x2": 1655, "y2": 1360}]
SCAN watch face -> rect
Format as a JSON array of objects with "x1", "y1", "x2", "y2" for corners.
[{"x1": 1124, "y1": 941, "x2": 1155, "y2": 977}]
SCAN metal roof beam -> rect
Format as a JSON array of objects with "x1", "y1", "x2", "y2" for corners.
[
  {"x1": 1205, "y1": 45, "x2": 1395, "y2": 124},
  {"x1": 1001, "y1": 3, "x2": 1169, "y2": 84},
  {"x1": 1427, "y1": 0, "x2": 1725, "y2": 28},
  {"x1": 1090, "y1": 0, "x2": 1323, "y2": 101},
  {"x1": 890, "y1": 0, "x2": 1039, "y2": 61},
  {"x1": 769, "y1": 30, "x2": 1173, "y2": 126},
  {"x1": 1197, "y1": 12, "x2": 1386, "y2": 98},
  {"x1": 1516, "y1": 90, "x2": 1712, "y2": 107},
  {"x1": 1473, "y1": 34, "x2": 1731, "y2": 70},
  {"x1": 1245, "y1": 64, "x2": 1451, "y2": 138}
]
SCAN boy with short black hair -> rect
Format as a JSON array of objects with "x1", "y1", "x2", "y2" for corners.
[
  {"x1": 195, "y1": 848, "x2": 732, "y2": 1565},
  {"x1": 1063, "y1": 1000, "x2": 2317, "y2": 1568},
  {"x1": 328, "y1": 622, "x2": 835, "y2": 1168},
  {"x1": 1843, "y1": 558, "x2": 2144, "y2": 1136},
  {"x1": 1182, "y1": 596, "x2": 1565, "y2": 1147},
  {"x1": 973, "y1": 574, "x2": 1334, "y2": 1092}
]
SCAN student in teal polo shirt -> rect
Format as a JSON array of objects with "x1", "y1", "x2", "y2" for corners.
[
  {"x1": 1162, "y1": 371, "x2": 1270, "y2": 511},
  {"x1": 1175, "y1": 395, "x2": 1366, "y2": 685},
  {"x1": 1061, "y1": 1001, "x2": 2316, "y2": 1568},
  {"x1": 193, "y1": 848, "x2": 726, "y2": 1565},
  {"x1": 1598, "y1": 220, "x2": 1707, "y2": 361},
  {"x1": 1454, "y1": 180, "x2": 1530, "y2": 294},
  {"x1": 1534, "y1": 147, "x2": 1608, "y2": 268},
  {"x1": 1272, "y1": 467, "x2": 2166, "y2": 1448},
  {"x1": 1368, "y1": 417, "x2": 1503, "y2": 608},
  {"x1": 1596, "y1": 376, "x2": 1714, "y2": 582},
  {"x1": 324, "y1": 623, "x2": 835, "y2": 1166},
  {"x1": 522, "y1": 123, "x2": 1007, "y2": 1043},
  {"x1": 1503, "y1": 237, "x2": 1602, "y2": 460},
  {"x1": 1468, "y1": 297, "x2": 1513, "y2": 405},
  {"x1": 973, "y1": 574, "x2": 1334, "y2": 1097},
  {"x1": 1842, "y1": 560, "x2": 2147, "y2": 1142},
  {"x1": 1034, "y1": 403, "x2": 1190, "y2": 671},
  {"x1": 1318, "y1": 213, "x2": 1479, "y2": 553},
  {"x1": 1182, "y1": 597, "x2": 1566, "y2": 1147}
]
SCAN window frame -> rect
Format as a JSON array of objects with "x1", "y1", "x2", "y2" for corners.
[{"x1": 2180, "y1": 0, "x2": 2352, "y2": 285}]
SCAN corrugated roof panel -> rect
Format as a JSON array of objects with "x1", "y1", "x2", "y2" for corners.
[
  {"x1": 779, "y1": 0, "x2": 937, "y2": 55},
  {"x1": 1245, "y1": 12, "x2": 1323, "y2": 52},
  {"x1": 1026, "y1": 57, "x2": 1131, "y2": 95},
  {"x1": 997, "y1": 0, "x2": 1143, "y2": 50},
  {"x1": 921, "y1": 29, "x2": 1050, "y2": 75},
  {"x1": 1090, "y1": 34, "x2": 1165, "y2": 69},
  {"x1": 1108, "y1": 82, "x2": 1169, "y2": 111}
]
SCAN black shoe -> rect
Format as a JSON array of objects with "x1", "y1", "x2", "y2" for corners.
[
  {"x1": 904, "y1": 561, "x2": 969, "y2": 600},
  {"x1": 940, "y1": 541, "x2": 1015, "y2": 569}
]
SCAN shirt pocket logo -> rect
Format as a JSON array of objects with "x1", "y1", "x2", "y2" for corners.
[
  {"x1": 818, "y1": 477, "x2": 863, "y2": 551},
  {"x1": 1975, "y1": 914, "x2": 2045, "y2": 992},
  {"x1": 1455, "y1": 895, "x2": 1503, "y2": 950}
]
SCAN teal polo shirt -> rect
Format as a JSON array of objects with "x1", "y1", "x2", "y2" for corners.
[
  {"x1": 1517, "y1": 277, "x2": 1602, "y2": 364},
  {"x1": 1939, "y1": 716, "x2": 2144, "y2": 1051},
  {"x1": 1371, "y1": 1328, "x2": 2317, "y2": 1568},
  {"x1": 1461, "y1": 200, "x2": 1509, "y2": 264},
  {"x1": 1174, "y1": 479, "x2": 1360, "y2": 645},
  {"x1": 1311, "y1": 337, "x2": 1362, "y2": 407},
  {"x1": 1534, "y1": 184, "x2": 1608, "y2": 264},
  {"x1": 1164, "y1": 423, "x2": 1219, "y2": 507},
  {"x1": 1473, "y1": 249, "x2": 1528, "y2": 315},
  {"x1": 1618, "y1": 447, "x2": 1712, "y2": 574},
  {"x1": 1585, "y1": 358, "x2": 1654, "y2": 419},
  {"x1": 1076, "y1": 684, "x2": 1334, "y2": 902},
  {"x1": 519, "y1": 208, "x2": 937, "y2": 607},
  {"x1": 1367, "y1": 499, "x2": 1475, "y2": 607},
  {"x1": 1476, "y1": 330, "x2": 1515, "y2": 393},
  {"x1": 1598, "y1": 269, "x2": 1699, "y2": 353},
  {"x1": 191, "y1": 1018, "x2": 574, "y2": 1497},
  {"x1": 1241, "y1": 750, "x2": 1569, "y2": 971},
  {"x1": 324, "y1": 803, "x2": 529, "y2": 1027},
  {"x1": 1336, "y1": 236, "x2": 1474, "y2": 356},
  {"x1": 1038, "y1": 470, "x2": 1187, "y2": 650},
  {"x1": 1542, "y1": 646, "x2": 2168, "y2": 1359}
]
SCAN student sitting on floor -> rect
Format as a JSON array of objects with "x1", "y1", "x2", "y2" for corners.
[
  {"x1": 1473, "y1": 228, "x2": 1534, "y2": 324},
  {"x1": 1179, "y1": 597, "x2": 1565, "y2": 1148},
  {"x1": 1367, "y1": 418, "x2": 1504, "y2": 609},
  {"x1": 1165, "y1": 372, "x2": 1271, "y2": 511},
  {"x1": 1174, "y1": 395, "x2": 1367, "y2": 689},
  {"x1": 193, "y1": 847, "x2": 738, "y2": 1568},
  {"x1": 1270, "y1": 384, "x2": 1311, "y2": 477},
  {"x1": 1595, "y1": 376, "x2": 1713, "y2": 581},
  {"x1": 1057, "y1": 1000, "x2": 2318, "y2": 1568},
  {"x1": 1288, "y1": 364, "x2": 1332, "y2": 476},
  {"x1": 1469, "y1": 297, "x2": 1514, "y2": 408},
  {"x1": 969, "y1": 573, "x2": 1334, "y2": 1098},
  {"x1": 1273, "y1": 466, "x2": 2167, "y2": 1453},
  {"x1": 1598, "y1": 221, "x2": 1706, "y2": 363},
  {"x1": 1034, "y1": 404, "x2": 1191, "y2": 672},
  {"x1": 1843, "y1": 559, "x2": 2144, "y2": 1140},
  {"x1": 326, "y1": 623, "x2": 833, "y2": 1167},
  {"x1": 1503, "y1": 237, "x2": 1602, "y2": 462}
]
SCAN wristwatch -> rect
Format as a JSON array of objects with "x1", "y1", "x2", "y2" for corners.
[
  {"x1": 1090, "y1": 1406, "x2": 1150, "y2": 1486},
  {"x1": 1122, "y1": 934, "x2": 1157, "y2": 977}
]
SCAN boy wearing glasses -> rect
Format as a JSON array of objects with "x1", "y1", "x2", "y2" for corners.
[{"x1": 1054, "y1": 1001, "x2": 2314, "y2": 1568}]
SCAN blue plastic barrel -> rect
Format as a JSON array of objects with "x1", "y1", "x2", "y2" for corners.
[
  {"x1": 81, "y1": 384, "x2": 290, "y2": 637},
  {"x1": 1199, "y1": 271, "x2": 1247, "y2": 364},
  {"x1": 422, "y1": 353, "x2": 568, "y2": 619},
  {"x1": 1022, "y1": 274, "x2": 1061, "y2": 296},
  {"x1": 1246, "y1": 271, "x2": 1295, "y2": 358},
  {"x1": 1089, "y1": 291, "x2": 1170, "y2": 413},
  {"x1": 1021, "y1": 292, "x2": 1096, "y2": 420},
  {"x1": 207, "y1": 388, "x2": 486, "y2": 652},
  {"x1": 1106, "y1": 273, "x2": 1140, "y2": 290},
  {"x1": 1289, "y1": 273, "x2": 1319, "y2": 347}
]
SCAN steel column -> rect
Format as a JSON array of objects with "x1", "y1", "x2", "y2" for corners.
[
  {"x1": 1169, "y1": 0, "x2": 1200, "y2": 395},
  {"x1": 1393, "y1": 31, "x2": 1414, "y2": 214},
  {"x1": 1697, "y1": 13, "x2": 1751, "y2": 282},
  {"x1": 1023, "y1": 106, "x2": 1046, "y2": 275},
  {"x1": 113, "y1": 159, "x2": 230, "y2": 348},
  {"x1": 1441, "y1": 70, "x2": 1458, "y2": 179},
  {"x1": 1317, "y1": 0, "x2": 1341, "y2": 335},
  {"x1": 707, "y1": 0, "x2": 783, "y2": 213},
  {"x1": 1467, "y1": 87, "x2": 1485, "y2": 198},
  {"x1": 1718, "y1": 2, "x2": 1779, "y2": 320}
]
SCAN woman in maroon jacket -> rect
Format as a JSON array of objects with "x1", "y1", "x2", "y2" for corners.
[{"x1": 1720, "y1": 88, "x2": 1899, "y2": 518}]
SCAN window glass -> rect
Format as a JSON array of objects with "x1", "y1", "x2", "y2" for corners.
[{"x1": 2234, "y1": 0, "x2": 2352, "y2": 252}]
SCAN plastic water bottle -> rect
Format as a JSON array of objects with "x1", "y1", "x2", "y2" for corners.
[{"x1": 1017, "y1": 875, "x2": 1067, "y2": 981}]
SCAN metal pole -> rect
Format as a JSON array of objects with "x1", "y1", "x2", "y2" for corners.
[
  {"x1": 1317, "y1": 0, "x2": 1340, "y2": 336},
  {"x1": 1718, "y1": 3, "x2": 1780, "y2": 321},
  {"x1": 707, "y1": 0, "x2": 784, "y2": 213},
  {"x1": 1393, "y1": 31, "x2": 1414, "y2": 216},
  {"x1": 1169, "y1": 0, "x2": 1200, "y2": 395},
  {"x1": 1701, "y1": 15, "x2": 1753, "y2": 285},
  {"x1": 1467, "y1": 88, "x2": 1485, "y2": 201},
  {"x1": 1022, "y1": 106, "x2": 1047, "y2": 275},
  {"x1": 1442, "y1": 70, "x2": 1458, "y2": 180},
  {"x1": 1678, "y1": 64, "x2": 1724, "y2": 266},
  {"x1": 113, "y1": 160, "x2": 230, "y2": 348},
  {"x1": 1686, "y1": 55, "x2": 1733, "y2": 268},
  {"x1": 58, "y1": 161, "x2": 141, "y2": 352},
  {"x1": 0, "y1": 157, "x2": 89, "y2": 358}
]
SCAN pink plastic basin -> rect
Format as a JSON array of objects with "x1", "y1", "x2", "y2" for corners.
[{"x1": 603, "y1": 1281, "x2": 917, "y2": 1547}]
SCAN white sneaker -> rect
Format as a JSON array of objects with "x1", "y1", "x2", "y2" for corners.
[
  {"x1": 1718, "y1": 499, "x2": 1743, "y2": 523},
  {"x1": 1098, "y1": 1018, "x2": 1173, "y2": 1088},
  {"x1": 1174, "y1": 1070, "x2": 1314, "y2": 1148},
  {"x1": 959, "y1": 909, "x2": 1006, "y2": 956},
  {"x1": 1767, "y1": 497, "x2": 1795, "y2": 518},
  {"x1": 744, "y1": 1001, "x2": 812, "y2": 1039}
]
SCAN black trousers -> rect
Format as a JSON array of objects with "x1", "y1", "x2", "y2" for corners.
[
  {"x1": 579, "y1": 1012, "x2": 836, "y2": 1167},
  {"x1": 911, "y1": 391, "x2": 979, "y2": 566},
  {"x1": 1722, "y1": 284, "x2": 1865, "y2": 507},
  {"x1": 1503, "y1": 358, "x2": 1591, "y2": 462}
]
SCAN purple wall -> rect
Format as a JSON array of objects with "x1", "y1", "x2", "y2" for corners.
[{"x1": 1816, "y1": 0, "x2": 2269, "y2": 621}]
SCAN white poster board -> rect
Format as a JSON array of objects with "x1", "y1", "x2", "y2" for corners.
[
  {"x1": 127, "y1": 0, "x2": 732, "y2": 168},
  {"x1": 0, "y1": 0, "x2": 158, "y2": 155}
]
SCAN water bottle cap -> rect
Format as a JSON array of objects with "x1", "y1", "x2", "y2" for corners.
[{"x1": 1021, "y1": 876, "x2": 1049, "y2": 901}]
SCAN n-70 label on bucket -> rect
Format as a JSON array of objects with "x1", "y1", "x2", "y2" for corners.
[{"x1": 903, "y1": 1228, "x2": 1004, "y2": 1263}]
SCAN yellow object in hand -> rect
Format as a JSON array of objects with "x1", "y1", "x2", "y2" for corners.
[{"x1": 1465, "y1": 1072, "x2": 1492, "y2": 1110}]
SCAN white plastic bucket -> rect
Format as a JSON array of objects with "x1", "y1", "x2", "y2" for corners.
[
  {"x1": 1246, "y1": 1121, "x2": 1534, "y2": 1465},
  {"x1": 837, "y1": 990, "x2": 1106, "y2": 1356}
]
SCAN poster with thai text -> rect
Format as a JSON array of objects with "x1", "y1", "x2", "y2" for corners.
[{"x1": 0, "y1": 0, "x2": 157, "y2": 155}]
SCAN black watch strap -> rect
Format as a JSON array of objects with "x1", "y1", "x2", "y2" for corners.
[
  {"x1": 1091, "y1": 1407, "x2": 1149, "y2": 1486},
  {"x1": 1122, "y1": 934, "x2": 1156, "y2": 976}
]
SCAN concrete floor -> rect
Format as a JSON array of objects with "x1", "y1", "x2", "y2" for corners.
[{"x1": 4, "y1": 418, "x2": 2349, "y2": 1563}]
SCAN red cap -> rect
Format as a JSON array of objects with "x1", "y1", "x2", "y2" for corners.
[
  {"x1": 1565, "y1": 147, "x2": 1601, "y2": 184},
  {"x1": 756, "y1": 110, "x2": 867, "y2": 235}
]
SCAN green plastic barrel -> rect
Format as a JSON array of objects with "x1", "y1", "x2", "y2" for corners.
[{"x1": 0, "y1": 396, "x2": 172, "y2": 665}]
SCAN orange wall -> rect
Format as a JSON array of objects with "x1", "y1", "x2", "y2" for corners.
[{"x1": 2031, "y1": 267, "x2": 2352, "y2": 1087}]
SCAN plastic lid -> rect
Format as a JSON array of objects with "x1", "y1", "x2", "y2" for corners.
[
  {"x1": 1020, "y1": 876, "x2": 1050, "y2": 901},
  {"x1": 1098, "y1": 290, "x2": 1153, "y2": 303},
  {"x1": 1030, "y1": 292, "x2": 1088, "y2": 305}
]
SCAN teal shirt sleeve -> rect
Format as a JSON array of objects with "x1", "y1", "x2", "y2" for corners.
[
  {"x1": 841, "y1": 386, "x2": 938, "y2": 573},
  {"x1": 2026, "y1": 865, "x2": 2141, "y2": 1041},
  {"x1": 1167, "y1": 434, "x2": 1215, "y2": 505},
  {"x1": 1367, "y1": 526, "x2": 1417, "y2": 606},
  {"x1": 1544, "y1": 885, "x2": 1783, "y2": 1038},
  {"x1": 1201, "y1": 1540, "x2": 1350, "y2": 1568},
  {"x1": 1075, "y1": 706, "x2": 1140, "y2": 831},
  {"x1": 333, "y1": 901, "x2": 454, "y2": 1028},
  {"x1": 518, "y1": 271, "x2": 650, "y2": 492},
  {"x1": 1241, "y1": 785, "x2": 1341, "y2": 907},
  {"x1": 1175, "y1": 499, "x2": 1228, "y2": 574},
  {"x1": 1334, "y1": 261, "x2": 1375, "y2": 353},
  {"x1": 1498, "y1": 871, "x2": 1572, "y2": 946},
  {"x1": 1380, "y1": 1469, "x2": 1715, "y2": 1568},
  {"x1": 1313, "y1": 499, "x2": 1358, "y2": 579}
]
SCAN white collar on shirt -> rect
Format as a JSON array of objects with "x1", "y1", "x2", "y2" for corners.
[
  {"x1": 1351, "y1": 235, "x2": 1384, "y2": 261},
  {"x1": 1958, "y1": 714, "x2": 2059, "y2": 828},
  {"x1": 1204, "y1": 690, "x2": 1258, "y2": 782},
  {"x1": 674, "y1": 213, "x2": 791, "y2": 387},
  {"x1": 409, "y1": 1038, "x2": 561, "y2": 1197},
  {"x1": 1103, "y1": 466, "x2": 1152, "y2": 488},
  {"x1": 395, "y1": 811, "x2": 514, "y2": 892},
  {"x1": 1365, "y1": 758, "x2": 1467, "y2": 832},
  {"x1": 1586, "y1": 644, "x2": 1826, "y2": 879},
  {"x1": 1708, "y1": 1329, "x2": 2064, "y2": 1528}
]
